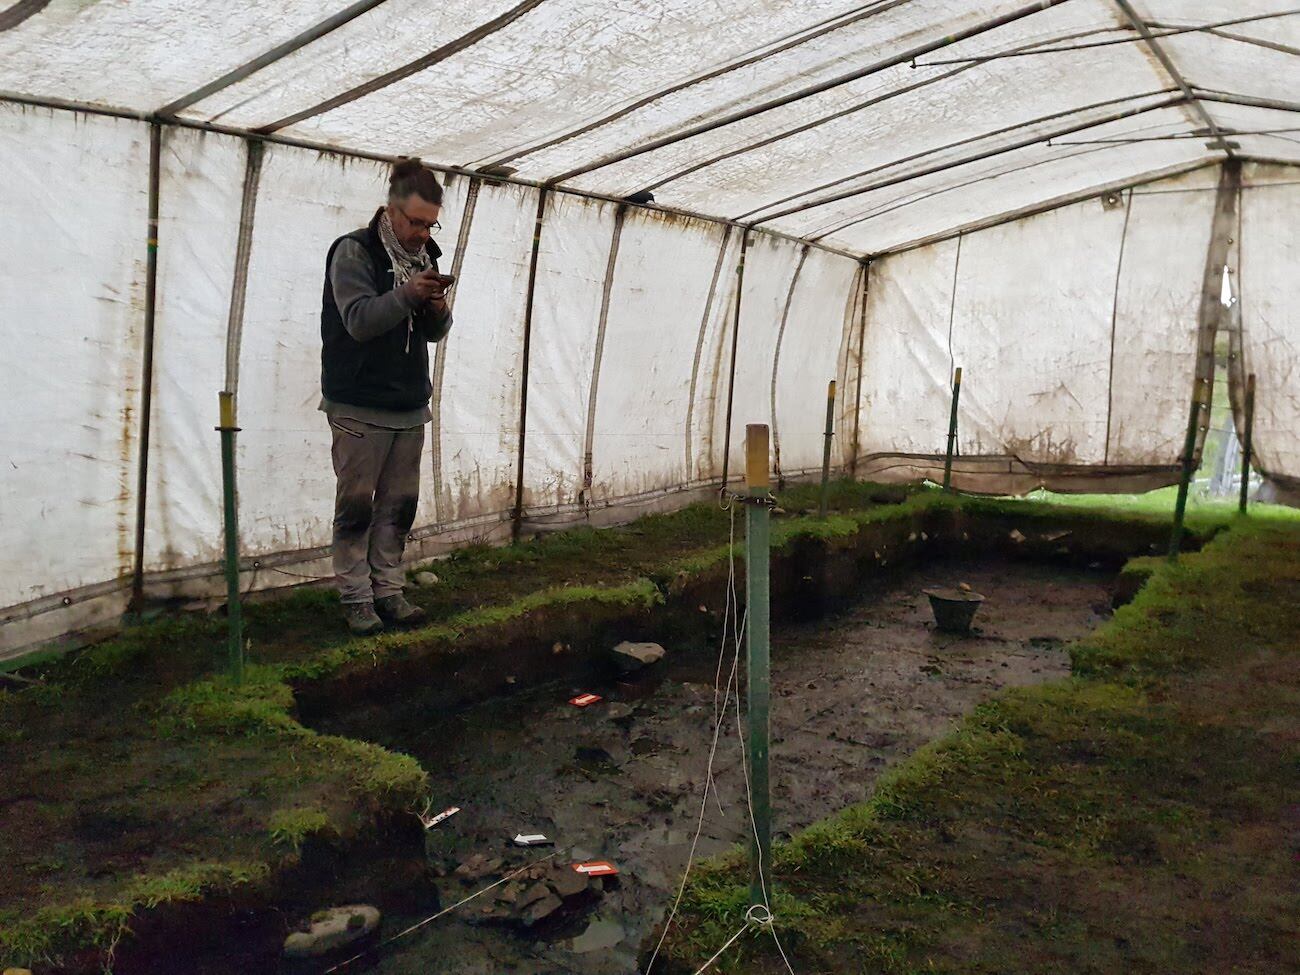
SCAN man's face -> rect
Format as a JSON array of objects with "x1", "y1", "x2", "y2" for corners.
[{"x1": 389, "y1": 194, "x2": 442, "y2": 251}]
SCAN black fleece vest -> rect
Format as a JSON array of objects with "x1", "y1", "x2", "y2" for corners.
[{"x1": 320, "y1": 208, "x2": 443, "y2": 412}]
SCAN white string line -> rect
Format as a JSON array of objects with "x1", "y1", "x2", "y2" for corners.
[
  {"x1": 645, "y1": 505, "x2": 748, "y2": 973},
  {"x1": 690, "y1": 920, "x2": 754, "y2": 975},
  {"x1": 708, "y1": 504, "x2": 741, "y2": 816},
  {"x1": 732, "y1": 653, "x2": 798, "y2": 975},
  {"x1": 322, "y1": 850, "x2": 559, "y2": 974},
  {"x1": 769, "y1": 922, "x2": 798, "y2": 974},
  {"x1": 661, "y1": 495, "x2": 798, "y2": 975},
  {"x1": 691, "y1": 904, "x2": 781, "y2": 975},
  {"x1": 729, "y1": 539, "x2": 800, "y2": 975}
]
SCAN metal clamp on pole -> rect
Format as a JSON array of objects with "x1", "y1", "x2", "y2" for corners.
[
  {"x1": 216, "y1": 391, "x2": 245, "y2": 684},
  {"x1": 744, "y1": 423, "x2": 772, "y2": 908},
  {"x1": 819, "y1": 379, "x2": 837, "y2": 518}
]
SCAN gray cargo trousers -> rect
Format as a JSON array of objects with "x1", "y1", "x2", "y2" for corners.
[{"x1": 328, "y1": 417, "x2": 424, "y2": 604}]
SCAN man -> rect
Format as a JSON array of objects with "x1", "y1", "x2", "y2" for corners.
[{"x1": 320, "y1": 158, "x2": 453, "y2": 635}]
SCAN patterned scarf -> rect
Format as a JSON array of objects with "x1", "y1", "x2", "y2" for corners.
[{"x1": 378, "y1": 208, "x2": 433, "y2": 352}]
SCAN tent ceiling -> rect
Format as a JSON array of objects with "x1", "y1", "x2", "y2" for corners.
[{"x1": 1, "y1": 0, "x2": 1296, "y2": 254}]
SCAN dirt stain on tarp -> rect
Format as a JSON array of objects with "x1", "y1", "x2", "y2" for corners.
[{"x1": 319, "y1": 557, "x2": 1111, "y2": 975}]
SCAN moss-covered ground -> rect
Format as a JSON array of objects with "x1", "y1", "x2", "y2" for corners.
[
  {"x1": 658, "y1": 513, "x2": 1300, "y2": 974},
  {"x1": 0, "y1": 480, "x2": 905, "y2": 969},
  {"x1": 2, "y1": 479, "x2": 1292, "y2": 971}
]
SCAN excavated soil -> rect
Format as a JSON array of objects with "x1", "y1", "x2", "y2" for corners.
[{"x1": 311, "y1": 556, "x2": 1111, "y2": 975}]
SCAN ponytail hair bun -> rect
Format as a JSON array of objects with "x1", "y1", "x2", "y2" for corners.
[{"x1": 389, "y1": 157, "x2": 444, "y2": 205}]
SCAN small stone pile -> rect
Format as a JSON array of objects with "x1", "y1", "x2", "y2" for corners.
[{"x1": 459, "y1": 859, "x2": 604, "y2": 927}]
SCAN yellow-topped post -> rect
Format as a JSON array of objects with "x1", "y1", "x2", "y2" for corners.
[
  {"x1": 819, "y1": 379, "x2": 837, "y2": 518},
  {"x1": 743, "y1": 423, "x2": 772, "y2": 907},
  {"x1": 943, "y1": 366, "x2": 962, "y2": 492},
  {"x1": 216, "y1": 391, "x2": 244, "y2": 683}
]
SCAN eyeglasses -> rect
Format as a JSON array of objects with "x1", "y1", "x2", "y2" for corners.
[{"x1": 394, "y1": 202, "x2": 441, "y2": 236}]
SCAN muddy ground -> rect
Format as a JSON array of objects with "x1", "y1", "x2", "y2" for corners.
[{"x1": 301, "y1": 557, "x2": 1111, "y2": 975}]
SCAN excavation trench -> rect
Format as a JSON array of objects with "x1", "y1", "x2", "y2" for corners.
[
  {"x1": 105, "y1": 505, "x2": 1183, "y2": 975},
  {"x1": 304, "y1": 554, "x2": 1114, "y2": 975}
]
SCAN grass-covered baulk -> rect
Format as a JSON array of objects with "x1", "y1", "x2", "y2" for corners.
[
  {"x1": 1, "y1": 481, "x2": 1294, "y2": 971},
  {"x1": 657, "y1": 505, "x2": 1300, "y2": 973}
]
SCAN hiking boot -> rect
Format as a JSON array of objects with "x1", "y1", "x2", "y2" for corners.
[
  {"x1": 375, "y1": 593, "x2": 427, "y2": 626},
  {"x1": 343, "y1": 601, "x2": 384, "y2": 636}
]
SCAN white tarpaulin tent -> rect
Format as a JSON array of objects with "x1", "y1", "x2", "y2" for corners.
[{"x1": 1, "y1": 0, "x2": 1297, "y2": 657}]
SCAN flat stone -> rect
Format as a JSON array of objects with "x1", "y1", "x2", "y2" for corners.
[
  {"x1": 414, "y1": 570, "x2": 440, "y2": 586},
  {"x1": 496, "y1": 882, "x2": 522, "y2": 904},
  {"x1": 518, "y1": 881, "x2": 551, "y2": 908},
  {"x1": 548, "y1": 864, "x2": 592, "y2": 898},
  {"x1": 612, "y1": 641, "x2": 666, "y2": 669},
  {"x1": 455, "y1": 854, "x2": 503, "y2": 880},
  {"x1": 520, "y1": 893, "x2": 564, "y2": 926},
  {"x1": 283, "y1": 905, "x2": 380, "y2": 959},
  {"x1": 606, "y1": 702, "x2": 635, "y2": 721},
  {"x1": 571, "y1": 917, "x2": 625, "y2": 953}
]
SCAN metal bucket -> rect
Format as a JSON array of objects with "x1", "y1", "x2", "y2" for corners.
[{"x1": 922, "y1": 587, "x2": 985, "y2": 634}]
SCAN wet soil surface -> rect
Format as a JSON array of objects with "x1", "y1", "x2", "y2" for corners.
[{"x1": 316, "y1": 558, "x2": 1111, "y2": 975}]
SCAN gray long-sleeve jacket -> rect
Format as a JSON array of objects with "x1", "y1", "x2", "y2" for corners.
[{"x1": 320, "y1": 237, "x2": 454, "y2": 429}]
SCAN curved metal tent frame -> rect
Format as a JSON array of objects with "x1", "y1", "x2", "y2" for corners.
[{"x1": 1, "y1": 0, "x2": 1298, "y2": 657}]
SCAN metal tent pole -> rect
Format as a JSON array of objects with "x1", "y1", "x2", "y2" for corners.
[
  {"x1": 718, "y1": 229, "x2": 750, "y2": 491},
  {"x1": 849, "y1": 262, "x2": 869, "y2": 477},
  {"x1": 1239, "y1": 373, "x2": 1256, "y2": 515},
  {"x1": 511, "y1": 189, "x2": 548, "y2": 542},
  {"x1": 129, "y1": 122, "x2": 162, "y2": 615}
]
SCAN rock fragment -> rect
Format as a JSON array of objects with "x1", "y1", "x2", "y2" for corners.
[
  {"x1": 611, "y1": 641, "x2": 666, "y2": 670},
  {"x1": 283, "y1": 905, "x2": 380, "y2": 959}
]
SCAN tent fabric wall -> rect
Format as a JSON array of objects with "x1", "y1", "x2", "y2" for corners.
[
  {"x1": 3, "y1": 0, "x2": 1300, "y2": 656},
  {"x1": 145, "y1": 128, "x2": 249, "y2": 577},
  {"x1": 0, "y1": 107, "x2": 149, "y2": 652},
  {"x1": 1238, "y1": 165, "x2": 1300, "y2": 502},
  {"x1": 589, "y1": 211, "x2": 733, "y2": 502},
  {"x1": 684, "y1": 229, "x2": 744, "y2": 487},
  {"x1": 832, "y1": 264, "x2": 867, "y2": 473},
  {"x1": 1105, "y1": 168, "x2": 1221, "y2": 465},
  {"x1": 520, "y1": 193, "x2": 619, "y2": 513},
  {"x1": 772, "y1": 248, "x2": 861, "y2": 478},
  {"x1": 854, "y1": 167, "x2": 1219, "y2": 492},
  {"x1": 434, "y1": 180, "x2": 537, "y2": 525},
  {"x1": 718, "y1": 234, "x2": 806, "y2": 485}
]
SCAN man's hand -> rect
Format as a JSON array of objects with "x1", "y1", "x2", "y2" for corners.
[{"x1": 402, "y1": 269, "x2": 450, "y2": 304}]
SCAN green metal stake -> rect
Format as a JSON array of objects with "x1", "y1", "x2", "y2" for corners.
[
  {"x1": 819, "y1": 380, "x2": 837, "y2": 518},
  {"x1": 942, "y1": 366, "x2": 962, "y2": 492},
  {"x1": 1238, "y1": 373, "x2": 1256, "y2": 516},
  {"x1": 217, "y1": 391, "x2": 244, "y2": 684},
  {"x1": 744, "y1": 423, "x2": 772, "y2": 907},
  {"x1": 1169, "y1": 379, "x2": 1209, "y2": 560}
]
